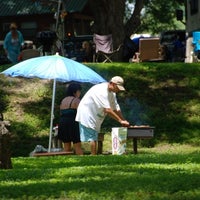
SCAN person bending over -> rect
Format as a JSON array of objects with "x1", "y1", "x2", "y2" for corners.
[{"x1": 76, "y1": 76, "x2": 129, "y2": 155}]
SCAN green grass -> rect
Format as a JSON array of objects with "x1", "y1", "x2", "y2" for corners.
[
  {"x1": 0, "y1": 144, "x2": 200, "y2": 200},
  {"x1": 0, "y1": 62, "x2": 200, "y2": 156}
]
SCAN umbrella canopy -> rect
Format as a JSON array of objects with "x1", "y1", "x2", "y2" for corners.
[
  {"x1": 2, "y1": 53, "x2": 105, "y2": 83},
  {"x1": 1, "y1": 53, "x2": 106, "y2": 152}
]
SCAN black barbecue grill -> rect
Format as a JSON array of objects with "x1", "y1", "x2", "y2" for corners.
[{"x1": 127, "y1": 126, "x2": 154, "y2": 154}]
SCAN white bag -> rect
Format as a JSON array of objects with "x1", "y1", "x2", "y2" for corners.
[{"x1": 112, "y1": 127, "x2": 127, "y2": 155}]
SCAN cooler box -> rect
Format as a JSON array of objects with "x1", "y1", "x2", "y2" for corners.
[
  {"x1": 192, "y1": 31, "x2": 200, "y2": 52},
  {"x1": 112, "y1": 127, "x2": 127, "y2": 155}
]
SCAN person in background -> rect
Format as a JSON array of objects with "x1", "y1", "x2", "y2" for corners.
[
  {"x1": 82, "y1": 41, "x2": 93, "y2": 62},
  {"x1": 3, "y1": 22, "x2": 24, "y2": 63},
  {"x1": 51, "y1": 34, "x2": 64, "y2": 56},
  {"x1": 58, "y1": 83, "x2": 83, "y2": 155},
  {"x1": 76, "y1": 76, "x2": 130, "y2": 155},
  {"x1": 172, "y1": 34, "x2": 185, "y2": 62}
]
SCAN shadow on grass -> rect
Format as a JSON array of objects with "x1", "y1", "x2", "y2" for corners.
[
  {"x1": 107, "y1": 63, "x2": 200, "y2": 144},
  {"x1": 9, "y1": 121, "x2": 49, "y2": 157},
  {"x1": 1, "y1": 153, "x2": 200, "y2": 199}
]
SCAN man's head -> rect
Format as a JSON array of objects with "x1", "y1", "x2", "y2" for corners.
[{"x1": 109, "y1": 76, "x2": 125, "y2": 92}]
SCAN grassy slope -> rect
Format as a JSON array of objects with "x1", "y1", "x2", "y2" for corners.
[{"x1": 0, "y1": 62, "x2": 200, "y2": 156}]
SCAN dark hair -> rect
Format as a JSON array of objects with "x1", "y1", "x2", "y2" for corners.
[{"x1": 66, "y1": 83, "x2": 81, "y2": 96}]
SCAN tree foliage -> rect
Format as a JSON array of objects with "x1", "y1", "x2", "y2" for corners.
[{"x1": 139, "y1": 0, "x2": 185, "y2": 34}]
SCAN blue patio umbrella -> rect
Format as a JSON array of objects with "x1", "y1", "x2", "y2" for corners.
[{"x1": 1, "y1": 53, "x2": 106, "y2": 152}]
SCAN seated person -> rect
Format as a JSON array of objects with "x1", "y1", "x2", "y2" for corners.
[{"x1": 82, "y1": 41, "x2": 93, "y2": 62}]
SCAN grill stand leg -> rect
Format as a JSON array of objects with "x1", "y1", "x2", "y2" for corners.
[
  {"x1": 133, "y1": 138, "x2": 138, "y2": 154},
  {"x1": 97, "y1": 141, "x2": 103, "y2": 154}
]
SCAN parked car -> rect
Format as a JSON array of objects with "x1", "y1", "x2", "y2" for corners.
[{"x1": 160, "y1": 30, "x2": 186, "y2": 62}]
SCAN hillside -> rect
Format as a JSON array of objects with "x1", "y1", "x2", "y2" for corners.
[{"x1": 0, "y1": 62, "x2": 200, "y2": 156}]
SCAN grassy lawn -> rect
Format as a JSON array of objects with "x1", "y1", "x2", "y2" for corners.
[
  {"x1": 0, "y1": 144, "x2": 200, "y2": 200},
  {"x1": 0, "y1": 62, "x2": 200, "y2": 199}
]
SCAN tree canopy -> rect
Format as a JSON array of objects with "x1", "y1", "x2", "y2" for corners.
[{"x1": 139, "y1": 0, "x2": 185, "y2": 34}]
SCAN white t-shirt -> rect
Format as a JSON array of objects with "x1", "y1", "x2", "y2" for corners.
[{"x1": 76, "y1": 82, "x2": 120, "y2": 132}]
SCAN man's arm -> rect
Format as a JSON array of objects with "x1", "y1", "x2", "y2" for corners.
[{"x1": 104, "y1": 108, "x2": 129, "y2": 127}]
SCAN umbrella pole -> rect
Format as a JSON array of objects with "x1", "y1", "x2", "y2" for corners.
[{"x1": 48, "y1": 79, "x2": 57, "y2": 152}]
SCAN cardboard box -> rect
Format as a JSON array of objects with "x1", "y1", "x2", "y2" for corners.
[{"x1": 112, "y1": 127, "x2": 127, "y2": 155}]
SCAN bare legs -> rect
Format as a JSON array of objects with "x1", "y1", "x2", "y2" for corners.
[
  {"x1": 64, "y1": 142, "x2": 71, "y2": 152},
  {"x1": 74, "y1": 142, "x2": 83, "y2": 155},
  {"x1": 64, "y1": 142, "x2": 72, "y2": 152},
  {"x1": 64, "y1": 142, "x2": 83, "y2": 155},
  {"x1": 64, "y1": 141, "x2": 96, "y2": 155},
  {"x1": 90, "y1": 141, "x2": 97, "y2": 155}
]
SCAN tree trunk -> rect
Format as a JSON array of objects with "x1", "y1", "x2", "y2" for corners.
[
  {"x1": 125, "y1": 0, "x2": 145, "y2": 37},
  {"x1": 89, "y1": 0, "x2": 146, "y2": 61},
  {"x1": 0, "y1": 120, "x2": 12, "y2": 169},
  {"x1": 90, "y1": 0, "x2": 126, "y2": 61}
]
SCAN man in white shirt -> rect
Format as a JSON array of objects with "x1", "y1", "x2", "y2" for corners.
[{"x1": 76, "y1": 76, "x2": 130, "y2": 155}]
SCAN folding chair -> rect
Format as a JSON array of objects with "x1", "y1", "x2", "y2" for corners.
[{"x1": 93, "y1": 33, "x2": 122, "y2": 63}]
